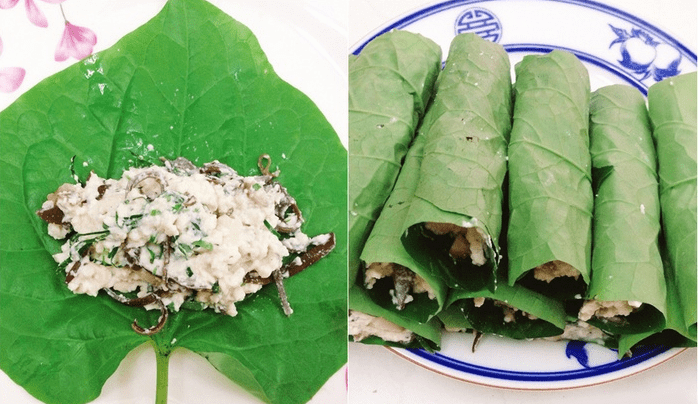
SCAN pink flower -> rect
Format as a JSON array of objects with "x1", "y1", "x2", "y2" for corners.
[
  {"x1": 0, "y1": 0, "x2": 19, "y2": 9},
  {"x1": 24, "y1": 0, "x2": 48, "y2": 27},
  {"x1": 0, "y1": 66, "x2": 26, "y2": 92},
  {"x1": 0, "y1": 0, "x2": 66, "y2": 28},
  {"x1": 0, "y1": 37, "x2": 26, "y2": 93},
  {"x1": 54, "y1": 21, "x2": 97, "y2": 62}
]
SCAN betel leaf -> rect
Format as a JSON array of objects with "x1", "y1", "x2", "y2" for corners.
[
  {"x1": 446, "y1": 274, "x2": 568, "y2": 340},
  {"x1": 0, "y1": 1, "x2": 347, "y2": 403},
  {"x1": 402, "y1": 34, "x2": 512, "y2": 292},
  {"x1": 349, "y1": 285, "x2": 441, "y2": 351},
  {"x1": 348, "y1": 31, "x2": 441, "y2": 285},
  {"x1": 648, "y1": 72, "x2": 697, "y2": 338},
  {"x1": 506, "y1": 50, "x2": 592, "y2": 298},
  {"x1": 587, "y1": 85, "x2": 666, "y2": 336},
  {"x1": 360, "y1": 134, "x2": 445, "y2": 323}
]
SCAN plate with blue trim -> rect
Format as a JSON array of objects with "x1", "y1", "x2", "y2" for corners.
[{"x1": 350, "y1": 0, "x2": 695, "y2": 390}]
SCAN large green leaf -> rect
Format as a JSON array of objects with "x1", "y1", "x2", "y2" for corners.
[{"x1": 0, "y1": 1, "x2": 346, "y2": 403}]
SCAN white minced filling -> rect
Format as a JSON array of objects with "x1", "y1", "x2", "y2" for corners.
[
  {"x1": 424, "y1": 222, "x2": 487, "y2": 266},
  {"x1": 364, "y1": 262, "x2": 436, "y2": 308},
  {"x1": 45, "y1": 161, "x2": 313, "y2": 317},
  {"x1": 533, "y1": 260, "x2": 581, "y2": 283},
  {"x1": 545, "y1": 320, "x2": 609, "y2": 345},
  {"x1": 578, "y1": 300, "x2": 642, "y2": 322},
  {"x1": 348, "y1": 310, "x2": 414, "y2": 344}
]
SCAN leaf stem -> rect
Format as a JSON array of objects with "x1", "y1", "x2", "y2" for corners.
[{"x1": 153, "y1": 341, "x2": 171, "y2": 404}]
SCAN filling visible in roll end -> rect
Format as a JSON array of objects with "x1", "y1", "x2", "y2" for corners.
[
  {"x1": 578, "y1": 300, "x2": 643, "y2": 323},
  {"x1": 545, "y1": 320, "x2": 610, "y2": 346},
  {"x1": 424, "y1": 222, "x2": 488, "y2": 266},
  {"x1": 348, "y1": 310, "x2": 414, "y2": 344},
  {"x1": 533, "y1": 260, "x2": 581, "y2": 283},
  {"x1": 364, "y1": 262, "x2": 435, "y2": 310}
]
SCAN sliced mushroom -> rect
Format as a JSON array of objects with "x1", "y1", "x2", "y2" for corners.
[
  {"x1": 65, "y1": 261, "x2": 81, "y2": 284},
  {"x1": 243, "y1": 232, "x2": 336, "y2": 286},
  {"x1": 131, "y1": 295, "x2": 168, "y2": 335},
  {"x1": 274, "y1": 198, "x2": 304, "y2": 234},
  {"x1": 471, "y1": 330, "x2": 484, "y2": 353},
  {"x1": 162, "y1": 156, "x2": 198, "y2": 175},
  {"x1": 104, "y1": 289, "x2": 168, "y2": 335},
  {"x1": 127, "y1": 171, "x2": 167, "y2": 200},
  {"x1": 392, "y1": 264, "x2": 415, "y2": 310},
  {"x1": 257, "y1": 154, "x2": 278, "y2": 179},
  {"x1": 273, "y1": 269, "x2": 293, "y2": 317}
]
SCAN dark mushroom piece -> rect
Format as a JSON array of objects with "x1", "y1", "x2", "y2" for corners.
[
  {"x1": 65, "y1": 261, "x2": 81, "y2": 284},
  {"x1": 274, "y1": 197, "x2": 304, "y2": 234},
  {"x1": 273, "y1": 269, "x2": 293, "y2": 317},
  {"x1": 126, "y1": 170, "x2": 167, "y2": 200},
  {"x1": 471, "y1": 330, "x2": 484, "y2": 353},
  {"x1": 391, "y1": 265, "x2": 415, "y2": 310},
  {"x1": 257, "y1": 154, "x2": 278, "y2": 179},
  {"x1": 244, "y1": 232, "x2": 336, "y2": 286},
  {"x1": 36, "y1": 202, "x2": 65, "y2": 224},
  {"x1": 246, "y1": 233, "x2": 336, "y2": 316},
  {"x1": 105, "y1": 289, "x2": 168, "y2": 335},
  {"x1": 257, "y1": 154, "x2": 305, "y2": 234}
]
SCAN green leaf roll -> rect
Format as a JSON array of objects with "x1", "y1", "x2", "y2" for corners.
[
  {"x1": 349, "y1": 31, "x2": 442, "y2": 285},
  {"x1": 359, "y1": 134, "x2": 447, "y2": 322},
  {"x1": 401, "y1": 33, "x2": 512, "y2": 292},
  {"x1": 507, "y1": 50, "x2": 592, "y2": 299},
  {"x1": 447, "y1": 277, "x2": 568, "y2": 340},
  {"x1": 348, "y1": 285, "x2": 441, "y2": 350},
  {"x1": 617, "y1": 247, "x2": 698, "y2": 355},
  {"x1": 581, "y1": 85, "x2": 666, "y2": 337},
  {"x1": 648, "y1": 71, "x2": 697, "y2": 339}
]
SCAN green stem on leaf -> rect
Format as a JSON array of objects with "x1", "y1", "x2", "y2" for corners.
[{"x1": 153, "y1": 341, "x2": 171, "y2": 404}]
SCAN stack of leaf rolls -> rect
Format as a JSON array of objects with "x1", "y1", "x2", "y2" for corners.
[{"x1": 348, "y1": 30, "x2": 697, "y2": 355}]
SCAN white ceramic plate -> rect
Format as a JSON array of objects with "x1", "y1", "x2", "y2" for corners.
[
  {"x1": 350, "y1": 0, "x2": 695, "y2": 390},
  {"x1": 0, "y1": 1, "x2": 346, "y2": 403}
]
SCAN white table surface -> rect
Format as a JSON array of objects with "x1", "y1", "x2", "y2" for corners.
[{"x1": 347, "y1": 0, "x2": 697, "y2": 403}]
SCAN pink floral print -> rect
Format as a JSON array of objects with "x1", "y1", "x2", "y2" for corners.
[
  {"x1": 54, "y1": 21, "x2": 97, "y2": 62},
  {"x1": 0, "y1": 0, "x2": 67, "y2": 28},
  {"x1": 0, "y1": 37, "x2": 26, "y2": 93},
  {"x1": 0, "y1": 1, "x2": 98, "y2": 94},
  {"x1": 0, "y1": 66, "x2": 26, "y2": 93}
]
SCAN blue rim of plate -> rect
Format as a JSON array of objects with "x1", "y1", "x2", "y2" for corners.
[
  {"x1": 353, "y1": 0, "x2": 695, "y2": 385},
  {"x1": 408, "y1": 344, "x2": 673, "y2": 381}
]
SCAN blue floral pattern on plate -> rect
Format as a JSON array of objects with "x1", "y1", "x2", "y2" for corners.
[{"x1": 609, "y1": 24, "x2": 682, "y2": 81}]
